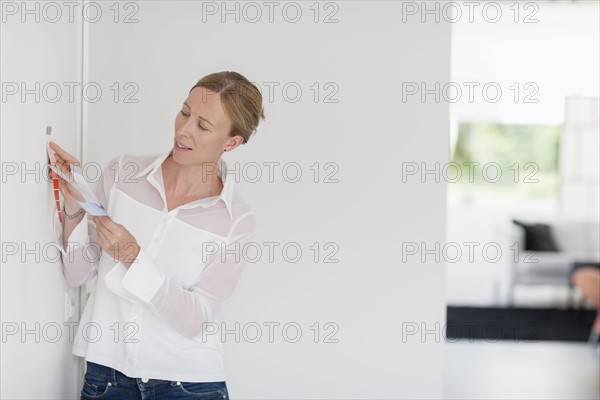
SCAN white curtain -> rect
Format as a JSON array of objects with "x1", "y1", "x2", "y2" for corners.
[{"x1": 559, "y1": 96, "x2": 600, "y2": 220}]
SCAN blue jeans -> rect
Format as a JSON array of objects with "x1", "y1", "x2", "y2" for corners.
[{"x1": 80, "y1": 361, "x2": 229, "y2": 400}]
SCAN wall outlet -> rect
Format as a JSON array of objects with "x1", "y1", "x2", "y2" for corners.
[{"x1": 64, "y1": 288, "x2": 78, "y2": 322}]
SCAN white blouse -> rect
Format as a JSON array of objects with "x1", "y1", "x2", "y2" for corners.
[{"x1": 53, "y1": 149, "x2": 257, "y2": 382}]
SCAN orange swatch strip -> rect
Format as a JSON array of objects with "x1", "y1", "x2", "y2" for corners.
[{"x1": 46, "y1": 126, "x2": 62, "y2": 223}]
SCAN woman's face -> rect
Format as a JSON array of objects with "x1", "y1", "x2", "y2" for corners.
[{"x1": 173, "y1": 86, "x2": 241, "y2": 163}]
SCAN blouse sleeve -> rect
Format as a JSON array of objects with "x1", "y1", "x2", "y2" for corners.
[
  {"x1": 103, "y1": 211, "x2": 257, "y2": 340},
  {"x1": 54, "y1": 155, "x2": 121, "y2": 287}
]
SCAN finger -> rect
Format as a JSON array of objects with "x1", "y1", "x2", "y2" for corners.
[
  {"x1": 92, "y1": 216, "x2": 103, "y2": 229},
  {"x1": 49, "y1": 142, "x2": 73, "y2": 161},
  {"x1": 92, "y1": 217, "x2": 105, "y2": 234},
  {"x1": 94, "y1": 216, "x2": 115, "y2": 235},
  {"x1": 53, "y1": 162, "x2": 73, "y2": 181},
  {"x1": 96, "y1": 227, "x2": 108, "y2": 249},
  {"x1": 56, "y1": 156, "x2": 78, "y2": 171},
  {"x1": 54, "y1": 153, "x2": 66, "y2": 165},
  {"x1": 54, "y1": 160, "x2": 69, "y2": 176},
  {"x1": 51, "y1": 154, "x2": 70, "y2": 173},
  {"x1": 96, "y1": 222, "x2": 115, "y2": 248},
  {"x1": 98, "y1": 216, "x2": 120, "y2": 232},
  {"x1": 48, "y1": 142, "x2": 80, "y2": 165}
]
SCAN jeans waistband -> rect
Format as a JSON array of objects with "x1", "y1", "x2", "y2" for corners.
[{"x1": 85, "y1": 361, "x2": 177, "y2": 386}]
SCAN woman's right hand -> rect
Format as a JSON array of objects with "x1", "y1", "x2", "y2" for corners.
[{"x1": 48, "y1": 141, "x2": 84, "y2": 205}]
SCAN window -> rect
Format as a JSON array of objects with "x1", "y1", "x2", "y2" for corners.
[{"x1": 450, "y1": 122, "x2": 561, "y2": 201}]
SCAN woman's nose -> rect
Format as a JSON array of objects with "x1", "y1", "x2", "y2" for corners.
[{"x1": 176, "y1": 122, "x2": 194, "y2": 137}]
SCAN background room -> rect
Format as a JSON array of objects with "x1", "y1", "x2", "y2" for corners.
[{"x1": 444, "y1": 1, "x2": 600, "y2": 399}]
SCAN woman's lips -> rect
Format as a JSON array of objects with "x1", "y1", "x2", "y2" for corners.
[{"x1": 174, "y1": 141, "x2": 192, "y2": 152}]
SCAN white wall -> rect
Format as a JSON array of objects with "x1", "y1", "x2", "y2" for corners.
[
  {"x1": 1, "y1": 1, "x2": 84, "y2": 398},
  {"x1": 2, "y1": 1, "x2": 450, "y2": 398}
]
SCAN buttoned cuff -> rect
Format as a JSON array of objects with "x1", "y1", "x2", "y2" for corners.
[
  {"x1": 103, "y1": 262, "x2": 145, "y2": 304},
  {"x1": 53, "y1": 212, "x2": 89, "y2": 257},
  {"x1": 121, "y1": 247, "x2": 167, "y2": 304}
]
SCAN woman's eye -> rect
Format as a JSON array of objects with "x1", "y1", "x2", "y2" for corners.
[{"x1": 180, "y1": 111, "x2": 207, "y2": 130}]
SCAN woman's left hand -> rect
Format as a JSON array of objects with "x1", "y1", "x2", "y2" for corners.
[{"x1": 92, "y1": 216, "x2": 140, "y2": 268}]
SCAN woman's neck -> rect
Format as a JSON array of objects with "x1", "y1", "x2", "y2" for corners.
[{"x1": 161, "y1": 155, "x2": 223, "y2": 199}]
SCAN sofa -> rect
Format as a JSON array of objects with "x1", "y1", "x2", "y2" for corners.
[{"x1": 506, "y1": 218, "x2": 600, "y2": 306}]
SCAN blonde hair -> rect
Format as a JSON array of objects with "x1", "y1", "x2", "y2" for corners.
[{"x1": 189, "y1": 71, "x2": 265, "y2": 144}]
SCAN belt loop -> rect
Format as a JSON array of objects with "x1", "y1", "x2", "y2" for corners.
[{"x1": 111, "y1": 367, "x2": 117, "y2": 386}]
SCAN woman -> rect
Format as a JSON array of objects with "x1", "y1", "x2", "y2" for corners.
[{"x1": 49, "y1": 71, "x2": 265, "y2": 400}]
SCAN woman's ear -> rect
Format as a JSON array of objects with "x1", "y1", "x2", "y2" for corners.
[{"x1": 225, "y1": 136, "x2": 245, "y2": 151}]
